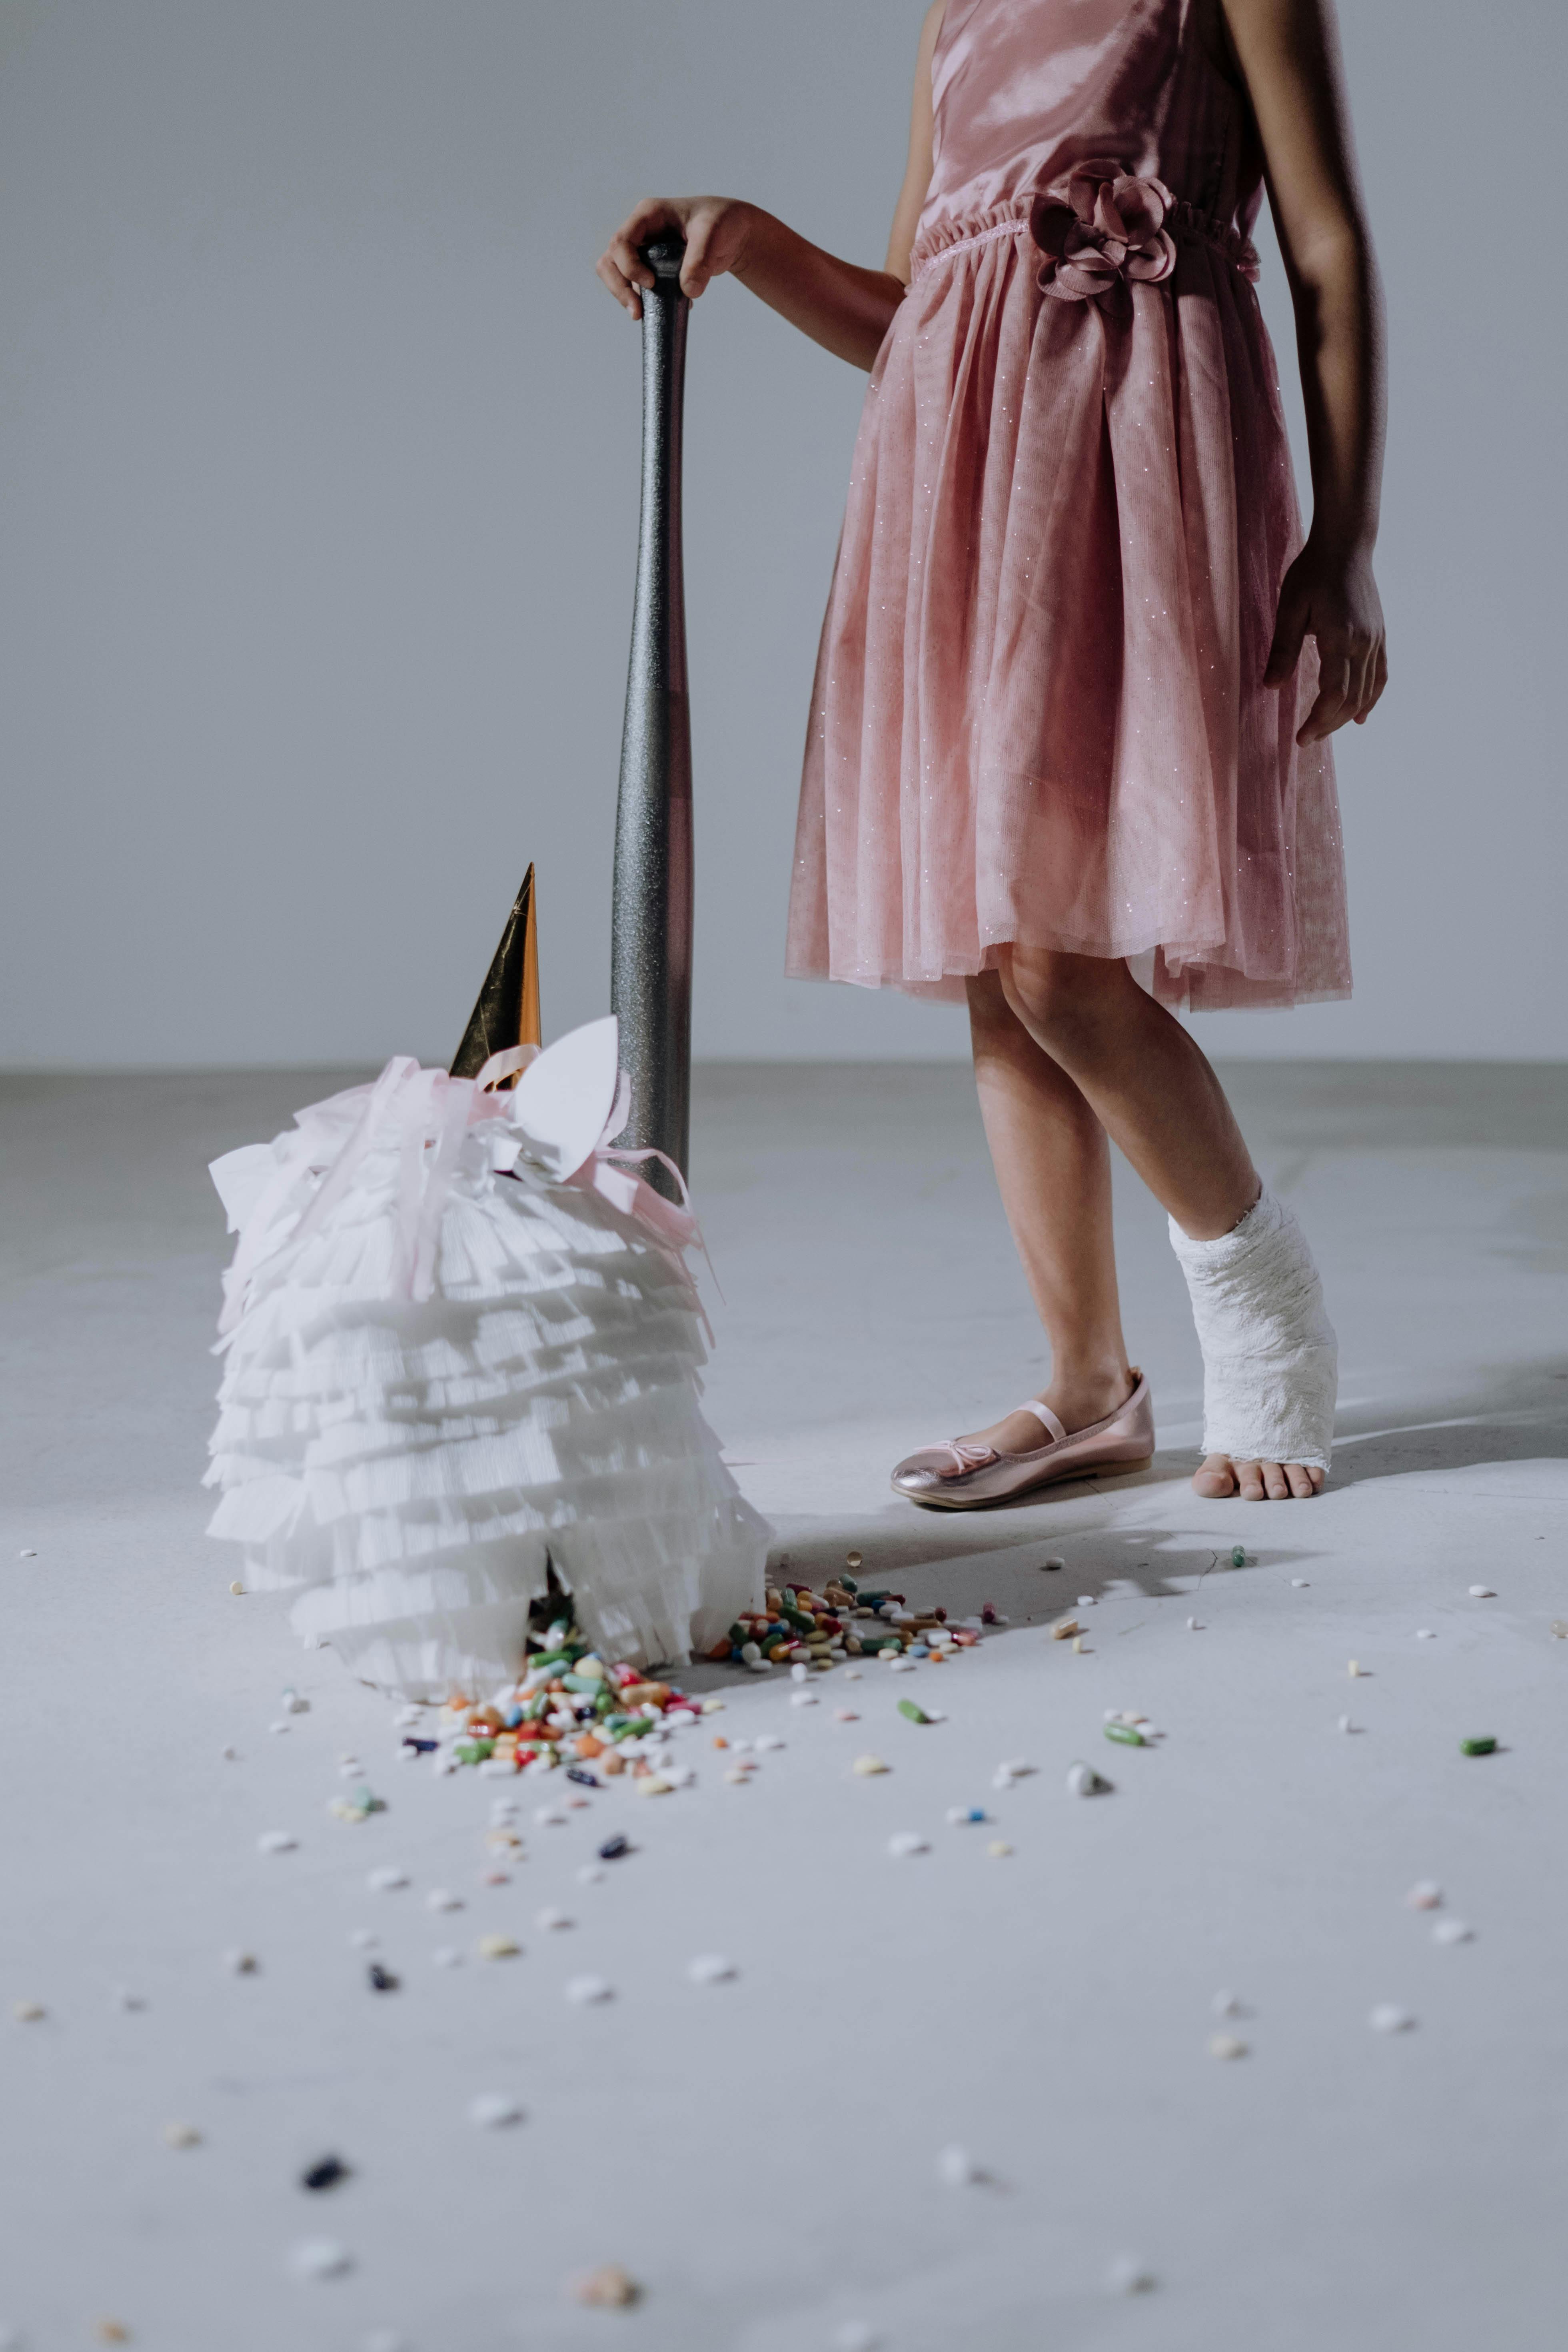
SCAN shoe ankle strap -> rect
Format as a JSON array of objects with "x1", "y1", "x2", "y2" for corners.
[{"x1": 1015, "y1": 1398, "x2": 1068, "y2": 1445}]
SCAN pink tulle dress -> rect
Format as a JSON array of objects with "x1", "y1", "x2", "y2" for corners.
[{"x1": 786, "y1": 0, "x2": 1351, "y2": 1011}]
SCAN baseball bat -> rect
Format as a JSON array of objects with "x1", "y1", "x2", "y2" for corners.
[{"x1": 610, "y1": 231, "x2": 692, "y2": 1194}]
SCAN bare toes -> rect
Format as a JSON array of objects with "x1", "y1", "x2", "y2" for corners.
[
  {"x1": 1235, "y1": 1459, "x2": 1268, "y2": 1500},
  {"x1": 1262, "y1": 1462, "x2": 1290, "y2": 1500},
  {"x1": 1285, "y1": 1463, "x2": 1316, "y2": 1499},
  {"x1": 1193, "y1": 1454, "x2": 1238, "y2": 1498}
]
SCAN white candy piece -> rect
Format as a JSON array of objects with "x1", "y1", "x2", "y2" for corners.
[
  {"x1": 1067, "y1": 1762, "x2": 1111, "y2": 1797},
  {"x1": 1077, "y1": 1595, "x2": 1096, "y2": 1607},
  {"x1": 267, "y1": 1722, "x2": 291, "y2": 1736},
  {"x1": 565, "y1": 1974, "x2": 613, "y2": 2005},
  {"x1": 1291, "y1": 1578, "x2": 1310, "y2": 1588},
  {"x1": 366, "y1": 1865, "x2": 409, "y2": 1892},
  {"x1": 687, "y1": 1953, "x2": 737, "y2": 1985},
  {"x1": 287, "y1": 2236, "x2": 354, "y2": 2281},
  {"x1": 1469, "y1": 1585, "x2": 1496, "y2": 1599},
  {"x1": 257, "y1": 1830, "x2": 297, "y2": 1855},
  {"x1": 432, "y1": 1947, "x2": 462, "y2": 1968},
  {"x1": 1041, "y1": 1555, "x2": 1065, "y2": 1571},
  {"x1": 890, "y1": 1659, "x2": 917, "y2": 1675},
  {"x1": 754, "y1": 1734, "x2": 785, "y2": 1752},
  {"x1": 1405, "y1": 1880, "x2": 1442, "y2": 1910},
  {"x1": 1369, "y1": 2003, "x2": 1416, "y2": 2034},
  {"x1": 467, "y1": 2092, "x2": 523, "y2": 2128},
  {"x1": 1212, "y1": 1990, "x2": 1243, "y2": 2018},
  {"x1": 279, "y1": 1689, "x2": 309, "y2": 1714},
  {"x1": 1209, "y1": 2033, "x2": 1248, "y2": 2060},
  {"x1": 393, "y1": 1705, "x2": 423, "y2": 1728},
  {"x1": 18, "y1": 1548, "x2": 36, "y2": 1558},
  {"x1": 790, "y1": 1691, "x2": 819, "y2": 1709},
  {"x1": 535, "y1": 1908, "x2": 573, "y2": 1932},
  {"x1": 576, "y1": 1866, "x2": 605, "y2": 1886},
  {"x1": 790, "y1": 1663, "x2": 810, "y2": 1683},
  {"x1": 424, "y1": 1890, "x2": 462, "y2": 1913},
  {"x1": 1186, "y1": 1617, "x2": 1203, "y2": 1631},
  {"x1": 349, "y1": 1930, "x2": 378, "y2": 1950},
  {"x1": 1416, "y1": 1629, "x2": 1436, "y2": 1640},
  {"x1": 887, "y1": 1832, "x2": 929, "y2": 1858},
  {"x1": 1432, "y1": 1918, "x2": 1474, "y2": 1946},
  {"x1": 1337, "y1": 1715, "x2": 1355, "y2": 1733},
  {"x1": 935, "y1": 2143, "x2": 983, "y2": 2186}
]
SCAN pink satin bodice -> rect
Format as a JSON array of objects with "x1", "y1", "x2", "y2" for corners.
[{"x1": 915, "y1": 0, "x2": 1264, "y2": 271}]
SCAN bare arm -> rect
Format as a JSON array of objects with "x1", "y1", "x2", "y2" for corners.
[
  {"x1": 1222, "y1": 0, "x2": 1387, "y2": 739},
  {"x1": 595, "y1": 3, "x2": 942, "y2": 372}
]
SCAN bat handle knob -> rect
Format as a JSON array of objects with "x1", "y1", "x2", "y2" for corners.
[{"x1": 639, "y1": 233, "x2": 687, "y2": 282}]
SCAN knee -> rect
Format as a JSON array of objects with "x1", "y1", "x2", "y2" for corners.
[{"x1": 999, "y1": 947, "x2": 1128, "y2": 1059}]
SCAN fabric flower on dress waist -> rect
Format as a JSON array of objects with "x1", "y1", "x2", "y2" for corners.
[{"x1": 1029, "y1": 160, "x2": 1177, "y2": 313}]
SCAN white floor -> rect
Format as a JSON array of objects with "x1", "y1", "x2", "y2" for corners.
[{"x1": 2, "y1": 1060, "x2": 1566, "y2": 2351}]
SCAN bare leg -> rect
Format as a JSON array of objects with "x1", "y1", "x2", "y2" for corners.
[
  {"x1": 963, "y1": 973, "x2": 1135, "y2": 1454},
  {"x1": 991, "y1": 946, "x2": 1324, "y2": 1501}
]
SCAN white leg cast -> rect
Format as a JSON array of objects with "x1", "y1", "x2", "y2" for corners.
[{"x1": 1168, "y1": 1187, "x2": 1337, "y2": 1472}]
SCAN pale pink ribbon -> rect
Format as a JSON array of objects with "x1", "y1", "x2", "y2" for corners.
[{"x1": 217, "y1": 1049, "x2": 709, "y2": 1338}]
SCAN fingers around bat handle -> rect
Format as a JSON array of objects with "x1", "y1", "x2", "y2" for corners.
[{"x1": 638, "y1": 232, "x2": 687, "y2": 280}]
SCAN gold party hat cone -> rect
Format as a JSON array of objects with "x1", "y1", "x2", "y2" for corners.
[{"x1": 449, "y1": 863, "x2": 541, "y2": 1080}]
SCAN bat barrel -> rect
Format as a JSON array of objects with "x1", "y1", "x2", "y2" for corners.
[{"x1": 611, "y1": 232, "x2": 692, "y2": 1190}]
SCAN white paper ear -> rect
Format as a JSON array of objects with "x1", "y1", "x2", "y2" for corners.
[
  {"x1": 508, "y1": 1015, "x2": 621, "y2": 1180},
  {"x1": 209, "y1": 1143, "x2": 280, "y2": 1233}
]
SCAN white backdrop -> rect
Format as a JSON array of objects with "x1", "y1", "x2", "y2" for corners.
[{"x1": 0, "y1": 0, "x2": 1561, "y2": 1068}]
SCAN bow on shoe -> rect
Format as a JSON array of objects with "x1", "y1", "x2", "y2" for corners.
[{"x1": 1030, "y1": 160, "x2": 1178, "y2": 316}]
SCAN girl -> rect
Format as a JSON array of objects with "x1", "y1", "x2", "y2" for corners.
[{"x1": 597, "y1": 0, "x2": 1385, "y2": 1508}]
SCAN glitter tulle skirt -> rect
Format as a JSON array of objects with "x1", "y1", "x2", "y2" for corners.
[{"x1": 786, "y1": 212, "x2": 1351, "y2": 1011}]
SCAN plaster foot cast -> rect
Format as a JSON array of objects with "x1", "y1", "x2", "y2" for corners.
[
  {"x1": 1169, "y1": 1187, "x2": 1336, "y2": 1493},
  {"x1": 891, "y1": 1373, "x2": 1154, "y2": 1509}
]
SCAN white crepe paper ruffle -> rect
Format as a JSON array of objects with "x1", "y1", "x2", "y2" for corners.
[
  {"x1": 1168, "y1": 1185, "x2": 1338, "y2": 1471},
  {"x1": 204, "y1": 1019, "x2": 769, "y2": 1697}
]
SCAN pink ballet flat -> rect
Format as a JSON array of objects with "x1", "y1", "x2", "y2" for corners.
[{"x1": 890, "y1": 1373, "x2": 1155, "y2": 1509}]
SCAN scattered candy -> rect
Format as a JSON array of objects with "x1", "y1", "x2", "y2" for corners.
[
  {"x1": 1050, "y1": 1618, "x2": 1080, "y2": 1642},
  {"x1": 1067, "y1": 1762, "x2": 1112, "y2": 1797},
  {"x1": 986, "y1": 1841, "x2": 1013, "y2": 1858},
  {"x1": 18, "y1": 1548, "x2": 36, "y2": 1559},
  {"x1": 1230, "y1": 1546, "x2": 1246, "y2": 1567},
  {"x1": 477, "y1": 1934, "x2": 519, "y2": 1962},
  {"x1": 687, "y1": 1953, "x2": 737, "y2": 1984},
  {"x1": 367, "y1": 1963, "x2": 399, "y2": 1993},
  {"x1": 301, "y1": 2155, "x2": 350, "y2": 2191},
  {"x1": 287, "y1": 2237, "x2": 354, "y2": 2280},
  {"x1": 598, "y1": 1835, "x2": 630, "y2": 1860},
  {"x1": 1208, "y1": 2034, "x2": 1248, "y2": 2060},
  {"x1": 1460, "y1": 1737, "x2": 1498, "y2": 1756},
  {"x1": 1041, "y1": 1556, "x2": 1065, "y2": 1571},
  {"x1": 570, "y1": 2265, "x2": 640, "y2": 2308},
  {"x1": 852, "y1": 1755, "x2": 889, "y2": 1776},
  {"x1": 366, "y1": 1865, "x2": 409, "y2": 1891},
  {"x1": 834, "y1": 1708, "x2": 859, "y2": 1721},
  {"x1": 1405, "y1": 1881, "x2": 1442, "y2": 1910},
  {"x1": 1416, "y1": 1629, "x2": 1435, "y2": 1641},
  {"x1": 230, "y1": 1580, "x2": 246, "y2": 1595},
  {"x1": 1468, "y1": 1585, "x2": 1495, "y2": 1599},
  {"x1": 467, "y1": 2092, "x2": 523, "y2": 2128},
  {"x1": 257, "y1": 1830, "x2": 297, "y2": 1855},
  {"x1": 1347, "y1": 1661, "x2": 1365, "y2": 1677},
  {"x1": 162, "y1": 2121, "x2": 202, "y2": 2148},
  {"x1": 565, "y1": 1974, "x2": 613, "y2": 2004},
  {"x1": 1290, "y1": 1577, "x2": 1309, "y2": 1588},
  {"x1": 1337, "y1": 1715, "x2": 1356, "y2": 1733},
  {"x1": 887, "y1": 1832, "x2": 929, "y2": 1858},
  {"x1": 1104, "y1": 1722, "x2": 1146, "y2": 1747},
  {"x1": 224, "y1": 1950, "x2": 259, "y2": 1974},
  {"x1": 1186, "y1": 1617, "x2": 1203, "y2": 1630},
  {"x1": 1432, "y1": 1918, "x2": 1474, "y2": 1946},
  {"x1": 1369, "y1": 2004, "x2": 1415, "y2": 2033},
  {"x1": 536, "y1": 1907, "x2": 573, "y2": 1932},
  {"x1": 425, "y1": 1889, "x2": 463, "y2": 1913},
  {"x1": 946, "y1": 1806, "x2": 987, "y2": 1825},
  {"x1": 1104, "y1": 2254, "x2": 1156, "y2": 2296},
  {"x1": 94, "y1": 2327, "x2": 131, "y2": 2346},
  {"x1": 935, "y1": 2143, "x2": 983, "y2": 2186},
  {"x1": 897, "y1": 1699, "x2": 932, "y2": 1725}
]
